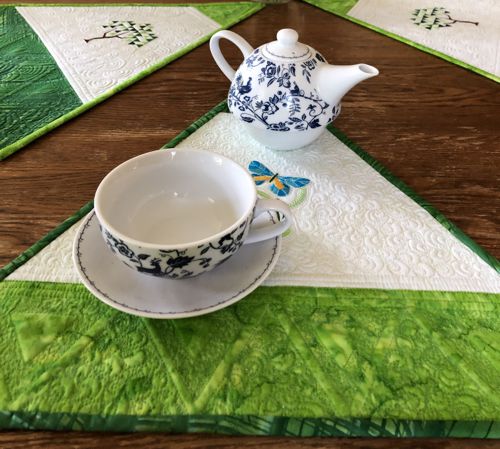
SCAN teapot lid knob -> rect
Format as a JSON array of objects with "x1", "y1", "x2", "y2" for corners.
[
  {"x1": 276, "y1": 28, "x2": 298, "y2": 46},
  {"x1": 263, "y1": 28, "x2": 310, "y2": 60}
]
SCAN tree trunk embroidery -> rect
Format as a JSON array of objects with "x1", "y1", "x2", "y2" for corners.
[
  {"x1": 85, "y1": 21, "x2": 157, "y2": 47},
  {"x1": 411, "y1": 7, "x2": 479, "y2": 30}
]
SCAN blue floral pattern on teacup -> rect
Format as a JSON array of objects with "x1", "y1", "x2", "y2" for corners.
[
  {"x1": 228, "y1": 49, "x2": 340, "y2": 132},
  {"x1": 102, "y1": 216, "x2": 251, "y2": 279}
]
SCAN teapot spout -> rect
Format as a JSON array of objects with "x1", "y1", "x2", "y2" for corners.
[{"x1": 317, "y1": 63, "x2": 378, "y2": 107}]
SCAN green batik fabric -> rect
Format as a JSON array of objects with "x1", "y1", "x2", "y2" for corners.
[
  {"x1": 304, "y1": 0, "x2": 357, "y2": 15},
  {"x1": 0, "y1": 7, "x2": 82, "y2": 151},
  {"x1": 194, "y1": 2, "x2": 262, "y2": 27},
  {"x1": 0, "y1": 281, "x2": 499, "y2": 437},
  {"x1": 0, "y1": 102, "x2": 499, "y2": 437}
]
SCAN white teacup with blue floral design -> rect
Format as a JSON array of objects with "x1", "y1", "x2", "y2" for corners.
[{"x1": 94, "y1": 149, "x2": 292, "y2": 279}]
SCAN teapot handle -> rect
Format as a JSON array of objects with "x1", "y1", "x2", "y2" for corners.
[{"x1": 210, "y1": 30, "x2": 254, "y2": 81}]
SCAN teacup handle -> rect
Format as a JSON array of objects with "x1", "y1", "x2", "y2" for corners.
[
  {"x1": 209, "y1": 30, "x2": 254, "y2": 81},
  {"x1": 244, "y1": 199, "x2": 292, "y2": 245}
]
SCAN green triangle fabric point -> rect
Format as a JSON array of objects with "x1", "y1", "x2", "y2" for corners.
[
  {"x1": 11, "y1": 313, "x2": 73, "y2": 362},
  {"x1": 195, "y1": 2, "x2": 264, "y2": 27}
]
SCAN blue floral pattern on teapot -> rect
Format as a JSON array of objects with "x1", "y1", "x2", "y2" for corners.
[
  {"x1": 210, "y1": 28, "x2": 378, "y2": 149},
  {"x1": 228, "y1": 48, "x2": 341, "y2": 132}
]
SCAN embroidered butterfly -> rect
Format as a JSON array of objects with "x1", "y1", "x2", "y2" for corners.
[{"x1": 248, "y1": 161, "x2": 310, "y2": 197}]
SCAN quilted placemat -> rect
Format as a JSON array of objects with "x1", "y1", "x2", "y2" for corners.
[
  {"x1": 302, "y1": 0, "x2": 500, "y2": 83},
  {"x1": 1, "y1": 102, "x2": 499, "y2": 437},
  {"x1": 0, "y1": 2, "x2": 264, "y2": 160}
]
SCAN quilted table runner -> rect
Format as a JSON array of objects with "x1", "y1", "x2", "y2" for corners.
[
  {"x1": 1, "y1": 102, "x2": 499, "y2": 437},
  {"x1": 0, "y1": 3, "x2": 263, "y2": 160},
  {"x1": 302, "y1": 0, "x2": 500, "y2": 83}
]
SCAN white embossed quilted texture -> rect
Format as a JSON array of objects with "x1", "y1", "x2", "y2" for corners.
[
  {"x1": 16, "y1": 6, "x2": 220, "y2": 102},
  {"x1": 7, "y1": 219, "x2": 84, "y2": 283},
  {"x1": 179, "y1": 113, "x2": 500, "y2": 292},
  {"x1": 8, "y1": 113, "x2": 500, "y2": 293},
  {"x1": 348, "y1": 0, "x2": 500, "y2": 77}
]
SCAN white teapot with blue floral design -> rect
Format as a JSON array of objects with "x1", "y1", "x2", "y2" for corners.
[{"x1": 210, "y1": 28, "x2": 378, "y2": 150}]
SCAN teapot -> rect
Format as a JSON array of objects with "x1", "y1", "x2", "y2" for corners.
[{"x1": 210, "y1": 28, "x2": 378, "y2": 150}]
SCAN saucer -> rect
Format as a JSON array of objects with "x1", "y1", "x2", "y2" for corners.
[{"x1": 73, "y1": 212, "x2": 281, "y2": 319}]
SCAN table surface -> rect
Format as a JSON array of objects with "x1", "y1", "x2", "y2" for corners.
[{"x1": 1, "y1": 0, "x2": 499, "y2": 447}]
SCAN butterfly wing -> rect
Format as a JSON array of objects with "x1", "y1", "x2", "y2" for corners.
[
  {"x1": 248, "y1": 160, "x2": 274, "y2": 186},
  {"x1": 279, "y1": 176, "x2": 311, "y2": 188},
  {"x1": 270, "y1": 177, "x2": 290, "y2": 197}
]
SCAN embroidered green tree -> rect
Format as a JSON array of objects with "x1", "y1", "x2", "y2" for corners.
[
  {"x1": 411, "y1": 7, "x2": 479, "y2": 29},
  {"x1": 85, "y1": 21, "x2": 157, "y2": 47}
]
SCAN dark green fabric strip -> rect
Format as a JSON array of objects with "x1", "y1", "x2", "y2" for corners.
[
  {"x1": 0, "y1": 202, "x2": 93, "y2": 281},
  {"x1": 1, "y1": 411, "x2": 498, "y2": 438},
  {"x1": 0, "y1": 6, "x2": 82, "y2": 153}
]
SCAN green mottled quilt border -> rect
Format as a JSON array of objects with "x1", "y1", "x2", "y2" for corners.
[
  {"x1": 0, "y1": 100, "x2": 499, "y2": 436},
  {"x1": 301, "y1": 0, "x2": 499, "y2": 83}
]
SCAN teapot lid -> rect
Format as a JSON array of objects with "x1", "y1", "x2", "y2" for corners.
[{"x1": 262, "y1": 29, "x2": 311, "y2": 61}]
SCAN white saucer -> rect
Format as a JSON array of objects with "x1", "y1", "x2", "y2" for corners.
[{"x1": 73, "y1": 212, "x2": 281, "y2": 319}]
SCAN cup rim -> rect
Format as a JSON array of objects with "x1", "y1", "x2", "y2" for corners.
[{"x1": 94, "y1": 148, "x2": 257, "y2": 249}]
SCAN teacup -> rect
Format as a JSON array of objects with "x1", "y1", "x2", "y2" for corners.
[{"x1": 94, "y1": 148, "x2": 292, "y2": 279}]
